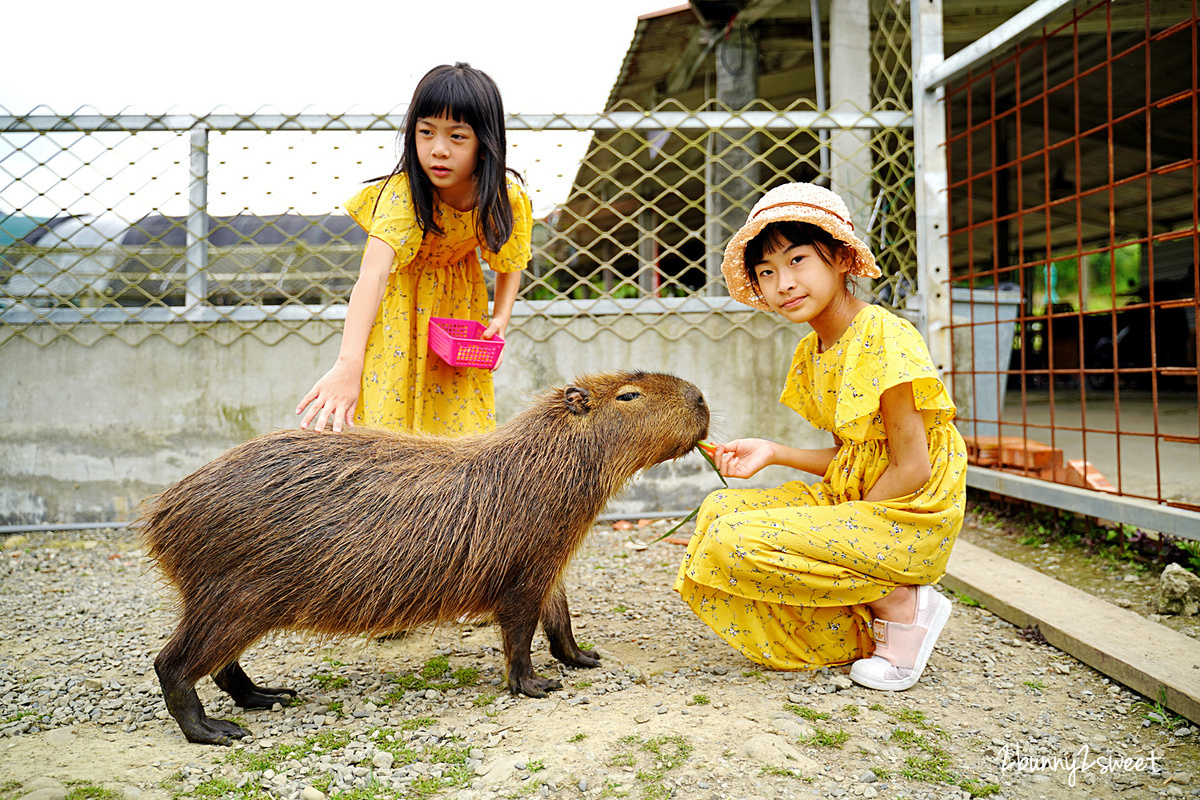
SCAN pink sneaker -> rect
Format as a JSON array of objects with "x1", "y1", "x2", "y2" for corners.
[{"x1": 849, "y1": 584, "x2": 951, "y2": 691}]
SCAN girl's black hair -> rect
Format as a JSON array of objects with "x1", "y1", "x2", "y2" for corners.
[
  {"x1": 743, "y1": 221, "x2": 850, "y2": 290},
  {"x1": 371, "y1": 62, "x2": 520, "y2": 253}
]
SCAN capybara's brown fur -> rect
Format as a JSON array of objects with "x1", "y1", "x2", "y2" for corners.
[{"x1": 143, "y1": 370, "x2": 708, "y2": 744}]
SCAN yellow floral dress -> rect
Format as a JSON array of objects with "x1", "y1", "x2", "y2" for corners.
[
  {"x1": 344, "y1": 174, "x2": 531, "y2": 434},
  {"x1": 674, "y1": 304, "x2": 967, "y2": 670}
]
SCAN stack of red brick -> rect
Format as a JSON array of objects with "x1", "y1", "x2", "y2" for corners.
[{"x1": 964, "y1": 436, "x2": 1115, "y2": 493}]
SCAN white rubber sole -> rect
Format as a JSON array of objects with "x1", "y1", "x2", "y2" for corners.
[{"x1": 849, "y1": 586, "x2": 952, "y2": 691}]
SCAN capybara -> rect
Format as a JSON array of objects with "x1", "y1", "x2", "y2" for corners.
[{"x1": 143, "y1": 370, "x2": 709, "y2": 745}]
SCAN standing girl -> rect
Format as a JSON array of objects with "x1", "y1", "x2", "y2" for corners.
[
  {"x1": 675, "y1": 182, "x2": 967, "y2": 691},
  {"x1": 297, "y1": 63, "x2": 532, "y2": 435}
]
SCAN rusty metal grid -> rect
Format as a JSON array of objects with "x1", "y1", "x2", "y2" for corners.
[{"x1": 944, "y1": 0, "x2": 1199, "y2": 512}]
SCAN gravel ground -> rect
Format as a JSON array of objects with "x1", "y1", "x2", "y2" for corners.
[{"x1": 2, "y1": 521, "x2": 1199, "y2": 800}]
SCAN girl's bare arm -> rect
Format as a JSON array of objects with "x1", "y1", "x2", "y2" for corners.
[
  {"x1": 481, "y1": 270, "x2": 521, "y2": 369},
  {"x1": 863, "y1": 382, "x2": 932, "y2": 502},
  {"x1": 296, "y1": 236, "x2": 395, "y2": 431},
  {"x1": 483, "y1": 270, "x2": 521, "y2": 338}
]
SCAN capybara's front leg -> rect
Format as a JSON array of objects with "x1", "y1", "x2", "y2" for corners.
[
  {"x1": 212, "y1": 661, "x2": 297, "y2": 709},
  {"x1": 543, "y1": 585, "x2": 601, "y2": 668},
  {"x1": 498, "y1": 599, "x2": 562, "y2": 698},
  {"x1": 155, "y1": 654, "x2": 250, "y2": 745}
]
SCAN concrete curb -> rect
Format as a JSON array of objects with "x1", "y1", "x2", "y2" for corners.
[{"x1": 941, "y1": 539, "x2": 1200, "y2": 724}]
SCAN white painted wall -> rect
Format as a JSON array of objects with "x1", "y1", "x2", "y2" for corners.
[{"x1": 1, "y1": 314, "x2": 827, "y2": 524}]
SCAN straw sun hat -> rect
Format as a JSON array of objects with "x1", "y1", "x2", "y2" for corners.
[{"x1": 720, "y1": 182, "x2": 881, "y2": 311}]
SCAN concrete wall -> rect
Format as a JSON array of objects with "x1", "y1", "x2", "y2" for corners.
[{"x1": 0, "y1": 312, "x2": 826, "y2": 525}]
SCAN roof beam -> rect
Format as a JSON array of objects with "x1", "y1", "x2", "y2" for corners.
[{"x1": 926, "y1": 0, "x2": 1080, "y2": 89}]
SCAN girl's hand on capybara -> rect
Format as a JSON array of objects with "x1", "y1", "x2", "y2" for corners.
[{"x1": 297, "y1": 362, "x2": 360, "y2": 432}]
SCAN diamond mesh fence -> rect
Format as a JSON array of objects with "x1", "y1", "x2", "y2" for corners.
[{"x1": 1, "y1": 8, "x2": 916, "y2": 348}]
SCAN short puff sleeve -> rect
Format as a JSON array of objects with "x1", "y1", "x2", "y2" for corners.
[
  {"x1": 832, "y1": 308, "x2": 957, "y2": 442},
  {"x1": 344, "y1": 175, "x2": 421, "y2": 272},
  {"x1": 481, "y1": 178, "x2": 532, "y2": 273}
]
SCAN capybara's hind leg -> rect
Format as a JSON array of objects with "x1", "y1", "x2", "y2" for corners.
[
  {"x1": 154, "y1": 613, "x2": 261, "y2": 745},
  {"x1": 543, "y1": 585, "x2": 600, "y2": 668},
  {"x1": 212, "y1": 661, "x2": 297, "y2": 709},
  {"x1": 498, "y1": 599, "x2": 562, "y2": 698},
  {"x1": 155, "y1": 652, "x2": 250, "y2": 745}
]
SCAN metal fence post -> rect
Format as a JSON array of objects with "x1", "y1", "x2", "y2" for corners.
[
  {"x1": 912, "y1": 0, "x2": 953, "y2": 383},
  {"x1": 185, "y1": 125, "x2": 209, "y2": 311}
]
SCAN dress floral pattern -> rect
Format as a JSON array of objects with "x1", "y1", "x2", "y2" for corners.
[
  {"x1": 673, "y1": 305, "x2": 967, "y2": 670},
  {"x1": 343, "y1": 173, "x2": 531, "y2": 434}
]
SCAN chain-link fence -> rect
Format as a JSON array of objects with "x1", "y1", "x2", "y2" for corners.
[
  {"x1": 1, "y1": 102, "x2": 917, "y2": 348},
  {"x1": 1, "y1": 0, "x2": 919, "y2": 348}
]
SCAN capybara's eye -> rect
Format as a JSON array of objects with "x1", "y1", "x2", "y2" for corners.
[{"x1": 616, "y1": 391, "x2": 641, "y2": 401}]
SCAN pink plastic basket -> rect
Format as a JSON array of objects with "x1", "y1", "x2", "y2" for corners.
[{"x1": 428, "y1": 317, "x2": 505, "y2": 369}]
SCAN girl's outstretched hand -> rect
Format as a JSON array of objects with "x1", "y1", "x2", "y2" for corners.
[
  {"x1": 709, "y1": 438, "x2": 778, "y2": 479},
  {"x1": 296, "y1": 361, "x2": 360, "y2": 432}
]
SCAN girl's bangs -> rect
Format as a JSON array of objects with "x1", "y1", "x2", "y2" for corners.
[{"x1": 411, "y1": 76, "x2": 483, "y2": 130}]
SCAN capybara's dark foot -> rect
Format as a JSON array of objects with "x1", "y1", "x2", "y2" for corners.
[
  {"x1": 573, "y1": 649, "x2": 602, "y2": 667},
  {"x1": 509, "y1": 674, "x2": 563, "y2": 698},
  {"x1": 158, "y1": 676, "x2": 251, "y2": 746},
  {"x1": 212, "y1": 661, "x2": 297, "y2": 709},
  {"x1": 182, "y1": 716, "x2": 251, "y2": 746},
  {"x1": 233, "y1": 687, "x2": 297, "y2": 709},
  {"x1": 550, "y1": 643, "x2": 601, "y2": 669}
]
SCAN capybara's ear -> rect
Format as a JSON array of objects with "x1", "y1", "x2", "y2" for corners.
[{"x1": 564, "y1": 386, "x2": 591, "y2": 415}]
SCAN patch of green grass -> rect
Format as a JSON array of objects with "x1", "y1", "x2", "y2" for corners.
[
  {"x1": 381, "y1": 657, "x2": 484, "y2": 703},
  {"x1": 805, "y1": 727, "x2": 850, "y2": 748},
  {"x1": 954, "y1": 591, "x2": 983, "y2": 608},
  {"x1": 362, "y1": 726, "x2": 470, "y2": 781},
  {"x1": 1024, "y1": 680, "x2": 1046, "y2": 691},
  {"x1": 691, "y1": 694, "x2": 710, "y2": 706},
  {"x1": 326, "y1": 700, "x2": 344, "y2": 717},
  {"x1": 312, "y1": 672, "x2": 349, "y2": 691},
  {"x1": 576, "y1": 679, "x2": 593, "y2": 688},
  {"x1": 451, "y1": 666, "x2": 480, "y2": 686},
  {"x1": 599, "y1": 777, "x2": 630, "y2": 799},
  {"x1": 526, "y1": 758, "x2": 546, "y2": 773},
  {"x1": 841, "y1": 704, "x2": 860, "y2": 719},
  {"x1": 227, "y1": 729, "x2": 352, "y2": 771},
  {"x1": 330, "y1": 779, "x2": 402, "y2": 800},
  {"x1": 960, "y1": 779, "x2": 1002, "y2": 797},
  {"x1": 1134, "y1": 696, "x2": 1187, "y2": 729},
  {"x1": 422, "y1": 656, "x2": 450, "y2": 680},
  {"x1": 0, "y1": 782, "x2": 23, "y2": 800},
  {"x1": 64, "y1": 785, "x2": 121, "y2": 800},
  {"x1": 400, "y1": 716, "x2": 438, "y2": 730},
  {"x1": 742, "y1": 669, "x2": 764, "y2": 680},
  {"x1": 578, "y1": 641, "x2": 595, "y2": 650},
  {"x1": 606, "y1": 733, "x2": 693, "y2": 798},
  {"x1": 571, "y1": 732, "x2": 587, "y2": 742},
  {"x1": 890, "y1": 727, "x2": 998, "y2": 796},
  {"x1": 188, "y1": 778, "x2": 270, "y2": 799},
  {"x1": 612, "y1": 605, "x2": 629, "y2": 613},
  {"x1": 759, "y1": 766, "x2": 812, "y2": 780},
  {"x1": 784, "y1": 703, "x2": 830, "y2": 721},
  {"x1": 472, "y1": 692, "x2": 497, "y2": 707}
]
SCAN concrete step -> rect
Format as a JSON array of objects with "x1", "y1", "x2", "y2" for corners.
[{"x1": 941, "y1": 539, "x2": 1200, "y2": 725}]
